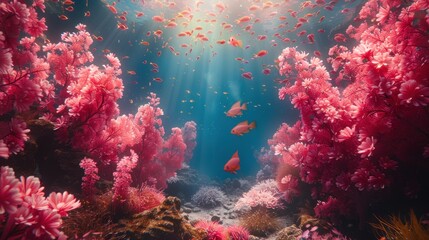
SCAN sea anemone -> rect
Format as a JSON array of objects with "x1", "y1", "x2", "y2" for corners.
[
  {"x1": 192, "y1": 186, "x2": 226, "y2": 208},
  {"x1": 224, "y1": 225, "x2": 250, "y2": 240},
  {"x1": 194, "y1": 220, "x2": 224, "y2": 240},
  {"x1": 239, "y1": 208, "x2": 281, "y2": 237}
]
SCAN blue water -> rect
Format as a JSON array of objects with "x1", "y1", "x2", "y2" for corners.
[{"x1": 44, "y1": 0, "x2": 363, "y2": 179}]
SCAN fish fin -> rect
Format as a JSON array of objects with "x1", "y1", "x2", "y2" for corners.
[
  {"x1": 249, "y1": 121, "x2": 256, "y2": 129},
  {"x1": 233, "y1": 150, "x2": 239, "y2": 158},
  {"x1": 231, "y1": 101, "x2": 241, "y2": 109},
  {"x1": 241, "y1": 102, "x2": 247, "y2": 110},
  {"x1": 240, "y1": 120, "x2": 249, "y2": 125}
]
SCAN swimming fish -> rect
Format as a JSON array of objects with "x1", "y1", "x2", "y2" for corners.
[
  {"x1": 231, "y1": 120, "x2": 256, "y2": 136},
  {"x1": 226, "y1": 101, "x2": 247, "y2": 117},
  {"x1": 228, "y1": 37, "x2": 242, "y2": 47},
  {"x1": 224, "y1": 151, "x2": 240, "y2": 174}
]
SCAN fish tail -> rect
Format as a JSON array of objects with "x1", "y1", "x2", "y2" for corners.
[
  {"x1": 249, "y1": 121, "x2": 256, "y2": 129},
  {"x1": 241, "y1": 103, "x2": 247, "y2": 110},
  {"x1": 238, "y1": 40, "x2": 243, "y2": 48}
]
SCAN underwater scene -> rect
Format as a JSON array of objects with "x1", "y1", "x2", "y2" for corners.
[{"x1": 1, "y1": 0, "x2": 429, "y2": 239}]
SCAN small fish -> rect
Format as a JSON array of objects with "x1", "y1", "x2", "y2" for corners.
[
  {"x1": 107, "y1": 4, "x2": 117, "y2": 14},
  {"x1": 216, "y1": 40, "x2": 226, "y2": 44},
  {"x1": 226, "y1": 101, "x2": 247, "y2": 117},
  {"x1": 241, "y1": 72, "x2": 253, "y2": 80},
  {"x1": 152, "y1": 15, "x2": 164, "y2": 22},
  {"x1": 84, "y1": 11, "x2": 91, "y2": 17},
  {"x1": 236, "y1": 16, "x2": 251, "y2": 24},
  {"x1": 307, "y1": 34, "x2": 315, "y2": 44},
  {"x1": 228, "y1": 37, "x2": 242, "y2": 47},
  {"x1": 153, "y1": 77, "x2": 162, "y2": 82},
  {"x1": 262, "y1": 68, "x2": 271, "y2": 75},
  {"x1": 117, "y1": 22, "x2": 128, "y2": 30},
  {"x1": 224, "y1": 151, "x2": 240, "y2": 174},
  {"x1": 154, "y1": 30, "x2": 163, "y2": 38},
  {"x1": 63, "y1": 0, "x2": 74, "y2": 5},
  {"x1": 65, "y1": 6, "x2": 74, "y2": 12},
  {"x1": 58, "y1": 15, "x2": 68, "y2": 20},
  {"x1": 254, "y1": 50, "x2": 268, "y2": 58},
  {"x1": 127, "y1": 70, "x2": 136, "y2": 75},
  {"x1": 93, "y1": 35, "x2": 103, "y2": 41},
  {"x1": 231, "y1": 120, "x2": 256, "y2": 136},
  {"x1": 135, "y1": 11, "x2": 144, "y2": 18},
  {"x1": 140, "y1": 41, "x2": 150, "y2": 46}
]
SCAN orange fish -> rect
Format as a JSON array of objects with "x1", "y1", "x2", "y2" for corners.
[
  {"x1": 117, "y1": 22, "x2": 128, "y2": 30},
  {"x1": 140, "y1": 41, "x2": 150, "y2": 46},
  {"x1": 63, "y1": 0, "x2": 74, "y2": 5},
  {"x1": 224, "y1": 151, "x2": 240, "y2": 174},
  {"x1": 226, "y1": 101, "x2": 247, "y2": 117},
  {"x1": 231, "y1": 120, "x2": 256, "y2": 136},
  {"x1": 217, "y1": 40, "x2": 226, "y2": 44},
  {"x1": 84, "y1": 11, "x2": 90, "y2": 17},
  {"x1": 92, "y1": 35, "x2": 103, "y2": 41},
  {"x1": 228, "y1": 37, "x2": 242, "y2": 47},
  {"x1": 236, "y1": 16, "x2": 251, "y2": 24},
  {"x1": 58, "y1": 15, "x2": 68, "y2": 20},
  {"x1": 107, "y1": 4, "x2": 117, "y2": 14},
  {"x1": 254, "y1": 50, "x2": 268, "y2": 58},
  {"x1": 135, "y1": 11, "x2": 144, "y2": 18},
  {"x1": 152, "y1": 15, "x2": 164, "y2": 22},
  {"x1": 127, "y1": 70, "x2": 136, "y2": 75}
]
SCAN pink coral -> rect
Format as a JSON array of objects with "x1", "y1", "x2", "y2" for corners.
[
  {"x1": 79, "y1": 157, "x2": 100, "y2": 199},
  {"x1": 0, "y1": 166, "x2": 80, "y2": 239},
  {"x1": 112, "y1": 150, "x2": 139, "y2": 203},
  {"x1": 0, "y1": 166, "x2": 22, "y2": 214},
  {"x1": 269, "y1": 0, "x2": 429, "y2": 224},
  {"x1": 47, "y1": 191, "x2": 81, "y2": 217}
]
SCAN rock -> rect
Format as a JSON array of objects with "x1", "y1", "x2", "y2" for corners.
[
  {"x1": 106, "y1": 197, "x2": 206, "y2": 240},
  {"x1": 211, "y1": 215, "x2": 221, "y2": 223},
  {"x1": 276, "y1": 225, "x2": 303, "y2": 240},
  {"x1": 182, "y1": 207, "x2": 192, "y2": 213}
]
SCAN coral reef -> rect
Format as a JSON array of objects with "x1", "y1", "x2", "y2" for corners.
[
  {"x1": 105, "y1": 196, "x2": 206, "y2": 240},
  {"x1": 192, "y1": 186, "x2": 226, "y2": 209},
  {"x1": 269, "y1": 0, "x2": 429, "y2": 227}
]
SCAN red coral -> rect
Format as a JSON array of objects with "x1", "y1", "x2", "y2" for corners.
[
  {"x1": 269, "y1": 0, "x2": 429, "y2": 224},
  {"x1": 112, "y1": 150, "x2": 138, "y2": 203},
  {"x1": 79, "y1": 157, "x2": 100, "y2": 199}
]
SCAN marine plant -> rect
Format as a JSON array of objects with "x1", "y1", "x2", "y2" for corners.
[
  {"x1": 371, "y1": 210, "x2": 429, "y2": 240},
  {"x1": 194, "y1": 220, "x2": 224, "y2": 240},
  {"x1": 0, "y1": 166, "x2": 80, "y2": 239},
  {"x1": 269, "y1": 0, "x2": 429, "y2": 226},
  {"x1": 239, "y1": 208, "x2": 281, "y2": 237},
  {"x1": 192, "y1": 186, "x2": 226, "y2": 208}
]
